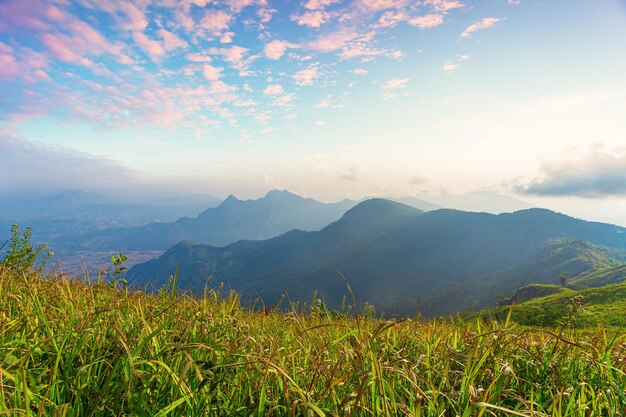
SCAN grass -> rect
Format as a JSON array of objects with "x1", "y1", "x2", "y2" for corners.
[{"x1": 1, "y1": 265, "x2": 625, "y2": 416}]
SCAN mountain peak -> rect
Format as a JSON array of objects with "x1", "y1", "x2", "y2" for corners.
[
  {"x1": 39, "y1": 189, "x2": 110, "y2": 205},
  {"x1": 222, "y1": 194, "x2": 240, "y2": 203},
  {"x1": 337, "y1": 198, "x2": 420, "y2": 225},
  {"x1": 264, "y1": 189, "x2": 301, "y2": 200}
]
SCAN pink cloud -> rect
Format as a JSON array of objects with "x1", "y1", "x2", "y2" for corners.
[
  {"x1": 263, "y1": 84, "x2": 284, "y2": 95},
  {"x1": 78, "y1": 0, "x2": 148, "y2": 31},
  {"x1": 158, "y1": 29, "x2": 188, "y2": 50},
  {"x1": 202, "y1": 64, "x2": 223, "y2": 81},
  {"x1": 186, "y1": 53, "x2": 212, "y2": 62},
  {"x1": 133, "y1": 32, "x2": 165, "y2": 59},
  {"x1": 133, "y1": 29, "x2": 187, "y2": 60},
  {"x1": 308, "y1": 29, "x2": 358, "y2": 52},
  {"x1": 304, "y1": 0, "x2": 341, "y2": 10},
  {"x1": 264, "y1": 40, "x2": 297, "y2": 60},
  {"x1": 200, "y1": 9, "x2": 233, "y2": 35},
  {"x1": 0, "y1": 44, "x2": 21, "y2": 79},
  {"x1": 460, "y1": 17, "x2": 501, "y2": 39},
  {"x1": 382, "y1": 78, "x2": 409, "y2": 89},
  {"x1": 409, "y1": 14, "x2": 444, "y2": 28},
  {"x1": 293, "y1": 67, "x2": 319, "y2": 86},
  {"x1": 0, "y1": 0, "x2": 51, "y2": 33},
  {"x1": 293, "y1": 10, "x2": 330, "y2": 28},
  {"x1": 41, "y1": 33, "x2": 95, "y2": 67},
  {"x1": 422, "y1": 0, "x2": 464, "y2": 12},
  {"x1": 356, "y1": 0, "x2": 409, "y2": 13}
]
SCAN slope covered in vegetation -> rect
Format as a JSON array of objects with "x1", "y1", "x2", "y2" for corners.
[
  {"x1": 485, "y1": 281, "x2": 626, "y2": 328},
  {"x1": 1, "y1": 266, "x2": 625, "y2": 416}
]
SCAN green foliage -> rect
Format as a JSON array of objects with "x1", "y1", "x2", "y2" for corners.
[
  {"x1": 1, "y1": 267, "x2": 625, "y2": 416},
  {"x1": 0, "y1": 225, "x2": 52, "y2": 273},
  {"x1": 108, "y1": 252, "x2": 128, "y2": 288}
]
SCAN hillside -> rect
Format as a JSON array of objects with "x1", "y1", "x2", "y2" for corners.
[
  {"x1": 1, "y1": 265, "x2": 624, "y2": 416},
  {"x1": 568, "y1": 264, "x2": 626, "y2": 289},
  {"x1": 129, "y1": 199, "x2": 626, "y2": 317},
  {"x1": 485, "y1": 282, "x2": 626, "y2": 327},
  {"x1": 81, "y1": 190, "x2": 356, "y2": 251}
]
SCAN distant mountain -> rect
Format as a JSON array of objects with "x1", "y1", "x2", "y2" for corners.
[
  {"x1": 37, "y1": 189, "x2": 112, "y2": 206},
  {"x1": 0, "y1": 190, "x2": 211, "y2": 226},
  {"x1": 83, "y1": 190, "x2": 357, "y2": 251},
  {"x1": 0, "y1": 190, "x2": 222, "y2": 257},
  {"x1": 385, "y1": 196, "x2": 440, "y2": 211},
  {"x1": 0, "y1": 190, "x2": 111, "y2": 221},
  {"x1": 129, "y1": 199, "x2": 626, "y2": 317},
  {"x1": 145, "y1": 193, "x2": 221, "y2": 207}
]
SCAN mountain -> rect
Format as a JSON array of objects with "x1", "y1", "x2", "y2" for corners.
[
  {"x1": 82, "y1": 190, "x2": 357, "y2": 251},
  {"x1": 0, "y1": 190, "x2": 110, "y2": 221},
  {"x1": 0, "y1": 189, "x2": 212, "y2": 228},
  {"x1": 145, "y1": 193, "x2": 221, "y2": 207},
  {"x1": 385, "y1": 196, "x2": 440, "y2": 211},
  {"x1": 128, "y1": 199, "x2": 626, "y2": 317}
]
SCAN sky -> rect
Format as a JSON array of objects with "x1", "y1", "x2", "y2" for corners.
[{"x1": 2, "y1": 0, "x2": 626, "y2": 223}]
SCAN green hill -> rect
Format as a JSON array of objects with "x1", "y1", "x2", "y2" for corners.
[
  {"x1": 485, "y1": 282, "x2": 626, "y2": 327},
  {"x1": 568, "y1": 264, "x2": 626, "y2": 289},
  {"x1": 129, "y1": 199, "x2": 626, "y2": 317},
  {"x1": 509, "y1": 283, "x2": 571, "y2": 304}
]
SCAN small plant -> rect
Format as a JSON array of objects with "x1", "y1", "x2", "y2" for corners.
[
  {"x1": 0, "y1": 224, "x2": 53, "y2": 273},
  {"x1": 559, "y1": 295, "x2": 585, "y2": 330},
  {"x1": 108, "y1": 252, "x2": 128, "y2": 288}
]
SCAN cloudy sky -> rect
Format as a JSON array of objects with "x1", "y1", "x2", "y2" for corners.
[{"x1": 1, "y1": 0, "x2": 626, "y2": 222}]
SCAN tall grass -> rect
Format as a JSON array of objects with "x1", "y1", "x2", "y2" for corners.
[{"x1": 1, "y1": 265, "x2": 625, "y2": 416}]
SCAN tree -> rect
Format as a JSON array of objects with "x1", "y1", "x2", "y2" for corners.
[{"x1": 559, "y1": 272, "x2": 570, "y2": 288}]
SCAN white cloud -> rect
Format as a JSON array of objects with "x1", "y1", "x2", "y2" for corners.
[
  {"x1": 381, "y1": 78, "x2": 410, "y2": 100},
  {"x1": 442, "y1": 62, "x2": 460, "y2": 73},
  {"x1": 516, "y1": 145, "x2": 626, "y2": 197},
  {"x1": 381, "y1": 78, "x2": 410, "y2": 89}
]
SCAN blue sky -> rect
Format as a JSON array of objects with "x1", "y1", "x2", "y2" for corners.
[{"x1": 2, "y1": 0, "x2": 626, "y2": 222}]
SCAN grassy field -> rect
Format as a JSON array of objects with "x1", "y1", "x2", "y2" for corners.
[{"x1": 1, "y1": 266, "x2": 625, "y2": 416}]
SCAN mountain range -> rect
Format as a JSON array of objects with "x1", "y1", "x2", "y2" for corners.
[
  {"x1": 79, "y1": 190, "x2": 357, "y2": 251},
  {"x1": 128, "y1": 199, "x2": 626, "y2": 317}
]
